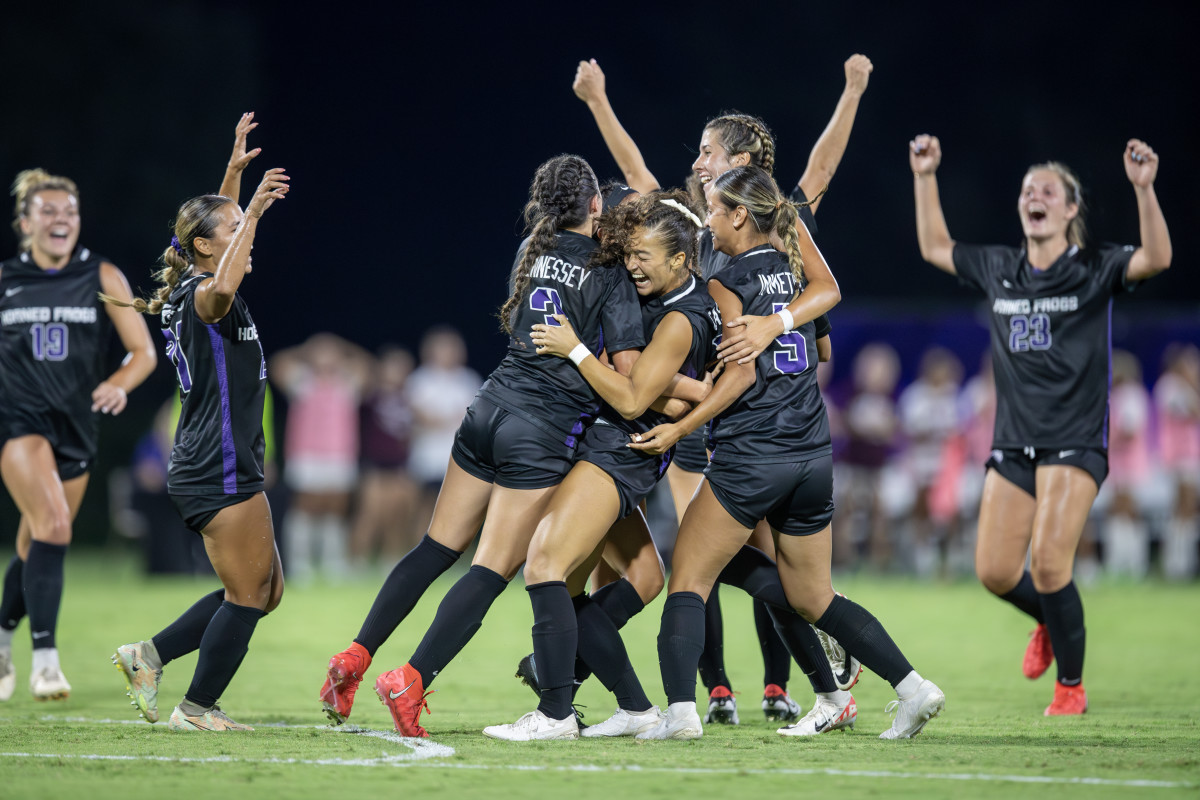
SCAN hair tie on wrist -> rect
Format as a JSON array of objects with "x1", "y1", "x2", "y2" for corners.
[{"x1": 170, "y1": 235, "x2": 184, "y2": 255}]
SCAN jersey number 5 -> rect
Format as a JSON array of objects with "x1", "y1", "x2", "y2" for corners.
[
  {"x1": 529, "y1": 287, "x2": 563, "y2": 326},
  {"x1": 771, "y1": 303, "x2": 809, "y2": 375},
  {"x1": 30, "y1": 322, "x2": 69, "y2": 361}
]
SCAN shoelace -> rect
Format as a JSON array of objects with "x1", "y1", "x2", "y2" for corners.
[{"x1": 883, "y1": 699, "x2": 902, "y2": 719}]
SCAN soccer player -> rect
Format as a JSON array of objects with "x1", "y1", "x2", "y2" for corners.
[
  {"x1": 483, "y1": 190, "x2": 718, "y2": 740},
  {"x1": 319, "y1": 155, "x2": 647, "y2": 737},
  {"x1": 910, "y1": 134, "x2": 1172, "y2": 715},
  {"x1": 0, "y1": 168, "x2": 157, "y2": 702},
  {"x1": 631, "y1": 166, "x2": 944, "y2": 740}
]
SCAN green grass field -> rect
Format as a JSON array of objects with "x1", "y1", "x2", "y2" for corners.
[{"x1": 0, "y1": 551, "x2": 1197, "y2": 799}]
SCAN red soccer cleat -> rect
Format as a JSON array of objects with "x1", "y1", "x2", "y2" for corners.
[
  {"x1": 320, "y1": 642, "x2": 372, "y2": 725},
  {"x1": 1044, "y1": 681, "x2": 1088, "y2": 716},
  {"x1": 1023, "y1": 624, "x2": 1054, "y2": 680},
  {"x1": 375, "y1": 663, "x2": 433, "y2": 737}
]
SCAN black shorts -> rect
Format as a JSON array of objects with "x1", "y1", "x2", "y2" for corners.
[
  {"x1": 986, "y1": 447, "x2": 1108, "y2": 497},
  {"x1": 576, "y1": 419, "x2": 671, "y2": 519},
  {"x1": 706, "y1": 455, "x2": 834, "y2": 536},
  {"x1": 170, "y1": 492, "x2": 258, "y2": 534},
  {"x1": 672, "y1": 427, "x2": 709, "y2": 473},
  {"x1": 0, "y1": 406, "x2": 95, "y2": 480},
  {"x1": 450, "y1": 396, "x2": 574, "y2": 490}
]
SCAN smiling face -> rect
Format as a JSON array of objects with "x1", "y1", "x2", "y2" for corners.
[
  {"x1": 20, "y1": 190, "x2": 80, "y2": 265},
  {"x1": 1018, "y1": 169, "x2": 1077, "y2": 245},
  {"x1": 193, "y1": 201, "x2": 246, "y2": 271},
  {"x1": 704, "y1": 197, "x2": 741, "y2": 255},
  {"x1": 626, "y1": 225, "x2": 687, "y2": 297},
  {"x1": 692, "y1": 128, "x2": 745, "y2": 188}
]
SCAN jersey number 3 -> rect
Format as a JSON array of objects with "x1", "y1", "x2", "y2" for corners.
[
  {"x1": 529, "y1": 287, "x2": 563, "y2": 326},
  {"x1": 771, "y1": 303, "x2": 809, "y2": 375},
  {"x1": 30, "y1": 322, "x2": 69, "y2": 361}
]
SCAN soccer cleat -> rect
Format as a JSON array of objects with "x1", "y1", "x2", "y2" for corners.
[
  {"x1": 703, "y1": 685, "x2": 739, "y2": 725},
  {"x1": 635, "y1": 701, "x2": 703, "y2": 740},
  {"x1": 1044, "y1": 681, "x2": 1088, "y2": 716},
  {"x1": 0, "y1": 649, "x2": 14, "y2": 702},
  {"x1": 30, "y1": 666, "x2": 71, "y2": 701},
  {"x1": 581, "y1": 706, "x2": 662, "y2": 738},
  {"x1": 112, "y1": 641, "x2": 162, "y2": 723},
  {"x1": 482, "y1": 709, "x2": 580, "y2": 741},
  {"x1": 167, "y1": 704, "x2": 254, "y2": 731},
  {"x1": 320, "y1": 642, "x2": 372, "y2": 725},
  {"x1": 1023, "y1": 624, "x2": 1054, "y2": 680},
  {"x1": 880, "y1": 679, "x2": 945, "y2": 739},
  {"x1": 778, "y1": 693, "x2": 857, "y2": 737},
  {"x1": 515, "y1": 652, "x2": 541, "y2": 696},
  {"x1": 814, "y1": 624, "x2": 863, "y2": 691},
  {"x1": 762, "y1": 684, "x2": 801, "y2": 722},
  {"x1": 375, "y1": 663, "x2": 433, "y2": 737}
]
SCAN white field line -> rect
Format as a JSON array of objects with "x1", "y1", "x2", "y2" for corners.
[{"x1": 0, "y1": 717, "x2": 1192, "y2": 789}]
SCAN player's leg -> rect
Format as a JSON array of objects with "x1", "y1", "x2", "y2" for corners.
[{"x1": 747, "y1": 522, "x2": 795, "y2": 720}]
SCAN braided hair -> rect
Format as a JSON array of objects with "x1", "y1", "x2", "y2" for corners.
[{"x1": 704, "y1": 112, "x2": 776, "y2": 175}]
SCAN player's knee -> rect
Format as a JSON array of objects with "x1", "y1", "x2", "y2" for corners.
[
  {"x1": 32, "y1": 510, "x2": 72, "y2": 545},
  {"x1": 626, "y1": 561, "x2": 665, "y2": 604},
  {"x1": 523, "y1": 550, "x2": 563, "y2": 585}
]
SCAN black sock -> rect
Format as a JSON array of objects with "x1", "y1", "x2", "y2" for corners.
[
  {"x1": 24, "y1": 541, "x2": 67, "y2": 650},
  {"x1": 528, "y1": 582, "x2": 577, "y2": 721},
  {"x1": 185, "y1": 601, "x2": 265, "y2": 708},
  {"x1": 152, "y1": 589, "x2": 225, "y2": 665},
  {"x1": 591, "y1": 578, "x2": 645, "y2": 629},
  {"x1": 408, "y1": 565, "x2": 508, "y2": 687},
  {"x1": 658, "y1": 591, "x2": 707, "y2": 705},
  {"x1": 354, "y1": 535, "x2": 461, "y2": 656},
  {"x1": 697, "y1": 588, "x2": 730, "y2": 691},
  {"x1": 0, "y1": 556, "x2": 25, "y2": 631},
  {"x1": 766, "y1": 605, "x2": 837, "y2": 694},
  {"x1": 1039, "y1": 581, "x2": 1085, "y2": 685},
  {"x1": 754, "y1": 600, "x2": 791, "y2": 689},
  {"x1": 815, "y1": 594, "x2": 913, "y2": 688},
  {"x1": 575, "y1": 593, "x2": 650, "y2": 712},
  {"x1": 1000, "y1": 571, "x2": 1045, "y2": 623}
]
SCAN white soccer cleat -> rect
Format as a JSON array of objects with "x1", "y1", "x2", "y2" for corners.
[
  {"x1": 635, "y1": 701, "x2": 703, "y2": 740},
  {"x1": 30, "y1": 665, "x2": 71, "y2": 701},
  {"x1": 0, "y1": 649, "x2": 14, "y2": 702},
  {"x1": 777, "y1": 693, "x2": 857, "y2": 737},
  {"x1": 167, "y1": 704, "x2": 254, "y2": 731},
  {"x1": 813, "y1": 624, "x2": 862, "y2": 691},
  {"x1": 880, "y1": 680, "x2": 945, "y2": 739},
  {"x1": 113, "y1": 641, "x2": 163, "y2": 722},
  {"x1": 581, "y1": 706, "x2": 662, "y2": 738},
  {"x1": 482, "y1": 709, "x2": 579, "y2": 741}
]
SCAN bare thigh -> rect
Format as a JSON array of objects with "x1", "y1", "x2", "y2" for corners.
[
  {"x1": 600, "y1": 505, "x2": 665, "y2": 604},
  {"x1": 665, "y1": 463, "x2": 704, "y2": 525},
  {"x1": 1, "y1": 436, "x2": 74, "y2": 547},
  {"x1": 525, "y1": 461, "x2": 621, "y2": 585},
  {"x1": 425, "y1": 458, "x2": 494, "y2": 553},
  {"x1": 14, "y1": 472, "x2": 89, "y2": 560},
  {"x1": 974, "y1": 469, "x2": 1037, "y2": 595},
  {"x1": 472, "y1": 483, "x2": 561, "y2": 581},
  {"x1": 667, "y1": 480, "x2": 753, "y2": 601},
  {"x1": 201, "y1": 493, "x2": 283, "y2": 612},
  {"x1": 772, "y1": 525, "x2": 835, "y2": 622},
  {"x1": 1030, "y1": 465, "x2": 1098, "y2": 592}
]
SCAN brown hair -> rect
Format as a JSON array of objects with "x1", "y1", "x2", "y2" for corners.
[
  {"x1": 704, "y1": 113, "x2": 776, "y2": 175},
  {"x1": 710, "y1": 166, "x2": 813, "y2": 287},
  {"x1": 595, "y1": 189, "x2": 702, "y2": 277},
  {"x1": 498, "y1": 155, "x2": 599, "y2": 334},
  {"x1": 1025, "y1": 161, "x2": 1088, "y2": 249},
  {"x1": 10, "y1": 169, "x2": 79, "y2": 252},
  {"x1": 102, "y1": 194, "x2": 233, "y2": 315}
]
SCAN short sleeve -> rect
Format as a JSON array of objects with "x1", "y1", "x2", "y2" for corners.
[
  {"x1": 952, "y1": 243, "x2": 1010, "y2": 293},
  {"x1": 600, "y1": 270, "x2": 645, "y2": 354},
  {"x1": 813, "y1": 313, "x2": 832, "y2": 339},
  {"x1": 788, "y1": 184, "x2": 819, "y2": 236},
  {"x1": 1095, "y1": 244, "x2": 1137, "y2": 295}
]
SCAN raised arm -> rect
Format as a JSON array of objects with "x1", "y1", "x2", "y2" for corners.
[
  {"x1": 573, "y1": 59, "x2": 661, "y2": 193},
  {"x1": 1123, "y1": 139, "x2": 1172, "y2": 282},
  {"x1": 195, "y1": 168, "x2": 289, "y2": 324},
  {"x1": 910, "y1": 134, "x2": 956, "y2": 274},
  {"x1": 94, "y1": 263, "x2": 157, "y2": 414},
  {"x1": 217, "y1": 112, "x2": 261, "y2": 202},
  {"x1": 797, "y1": 54, "x2": 873, "y2": 214}
]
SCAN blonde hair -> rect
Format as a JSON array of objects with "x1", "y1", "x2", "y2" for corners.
[
  {"x1": 1025, "y1": 161, "x2": 1087, "y2": 249},
  {"x1": 102, "y1": 194, "x2": 233, "y2": 315},
  {"x1": 10, "y1": 169, "x2": 79, "y2": 252}
]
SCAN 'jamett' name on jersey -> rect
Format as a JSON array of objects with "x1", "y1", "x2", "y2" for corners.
[
  {"x1": 758, "y1": 272, "x2": 798, "y2": 296},
  {"x1": 0, "y1": 306, "x2": 98, "y2": 326},
  {"x1": 992, "y1": 296, "x2": 1079, "y2": 315},
  {"x1": 527, "y1": 255, "x2": 591, "y2": 288}
]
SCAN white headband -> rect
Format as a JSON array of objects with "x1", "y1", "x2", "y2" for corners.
[{"x1": 658, "y1": 198, "x2": 702, "y2": 228}]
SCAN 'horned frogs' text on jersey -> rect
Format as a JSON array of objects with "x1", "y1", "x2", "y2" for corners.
[
  {"x1": 709, "y1": 245, "x2": 830, "y2": 464},
  {"x1": 953, "y1": 242, "x2": 1137, "y2": 450},
  {"x1": 481, "y1": 231, "x2": 644, "y2": 445},
  {"x1": 0, "y1": 248, "x2": 111, "y2": 459},
  {"x1": 162, "y1": 273, "x2": 266, "y2": 495}
]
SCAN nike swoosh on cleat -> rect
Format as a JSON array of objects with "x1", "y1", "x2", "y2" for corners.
[{"x1": 388, "y1": 679, "x2": 417, "y2": 700}]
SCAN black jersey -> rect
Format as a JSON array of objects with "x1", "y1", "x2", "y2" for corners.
[
  {"x1": 480, "y1": 231, "x2": 644, "y2": 444},
  {"x1": 709, "y1": 245, "x2": 830, "y2": 464},
  {"x1": 0, "y1": 248, "x2": 111, "y2": 454},
  {"x1": 953, "y1": 242, "x2": 1137, "y2": 451},
  {"x1": 162, "y1": 273, "x2": 266, "y2": 495}
]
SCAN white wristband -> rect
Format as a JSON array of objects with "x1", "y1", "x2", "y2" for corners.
[
  {"x1": 568, "y1": 344, "x2": 591, "y2": 366},
  {"x1": 775, "y1": 308, "x2": 795, "y2": 333}
]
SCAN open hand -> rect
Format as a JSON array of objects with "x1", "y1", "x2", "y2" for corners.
[
  {"x1": 229, "y1": 112, "x2": 261, "y2": 173},
  {"x1": 530, "y1": 314, "x2": 580, "y2": 358},
  {"x1": 246, "y1": 168, "x2": 290, "y2": 218}
]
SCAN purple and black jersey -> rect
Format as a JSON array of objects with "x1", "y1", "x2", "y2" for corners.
[
  {"x1": 709, "y1": 245, "x2": 831, "y2": 464},
  {"x1": 0, "y1": 248, "x2": 111, "y2": 463},
  {"x1": 161, "y1": 273, "x2": 266, "y2": 495},
  {"x1": 953, "y1": 242, "x2": 1137, "y2": 451},
  {"x1": 480, "y1": 230, "x2": 644, "y2": 445}
]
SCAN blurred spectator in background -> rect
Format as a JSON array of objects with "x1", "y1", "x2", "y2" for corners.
[
  {"x1": 271, "y1": 334, "x2": 372, "y2": 583},
  {"x1": 351, "y1": 346, "x2": 419, "y2": 571},
  {"x1": 406, "y1": 326, "x2": 481, "y2": 539},
  {"x1": 1101, "y1": 351, "x2": 1153, "y2": 577},
  {"x1": 833, "y1": 342, "x2": 900, "y2": 570},
  {"x1": 1155, "y1": 343, "x2": 1200, "y2": 579}
]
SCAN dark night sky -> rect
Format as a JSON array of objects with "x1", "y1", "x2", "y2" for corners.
[{"x1": 1, "y1": 0, "x2": 1198, "y2": 540}]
